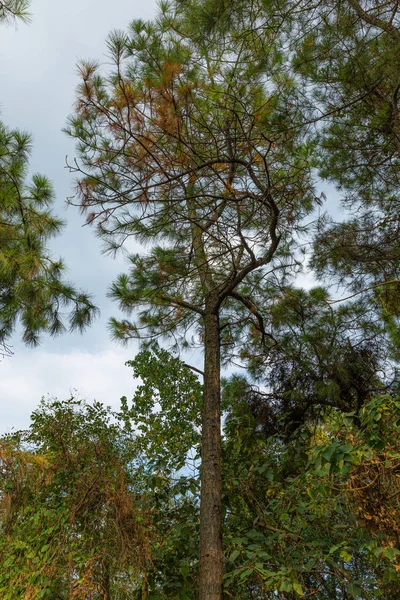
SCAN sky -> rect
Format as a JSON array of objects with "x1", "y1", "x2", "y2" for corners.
[{"x1": 0, "y1": 0, "x2": 160, "y2": 432}]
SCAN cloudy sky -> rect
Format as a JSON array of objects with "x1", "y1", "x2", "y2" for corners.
[
  {"x1": 0, "y1": 0, "x2": 337, "y2": 434},
  {"x1": 0, "y1": 0, "x2": 160, "y2": 431}
]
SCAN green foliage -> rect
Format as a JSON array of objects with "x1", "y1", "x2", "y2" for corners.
[
  {"x1": 66, "y1": 3, "x2": 317, "y2": 350},
  {"x1": 219, "y1": 393, "x2": 400, "y2": 598},
  {"x1": 0, "y1": 122, "x2": 98, "y2": 350},
  {"x1": 123, "y1": 347, "x2": 202, "y2": 471},
  {"x1": 0, "y1": 0, "x2": 30, "y2": 24},
  {"x1": 0, "y1": 398, "x2": 153, "y2": 599},
  {"x1": 2, "y1": 357, "x2": 400, "y2": 599},
  {"x1": 122, "y1": 348, "x2": 202, "y2": 597},
  {"x1": 0, "y1": 350, "x2": 204, "y2": 598}
]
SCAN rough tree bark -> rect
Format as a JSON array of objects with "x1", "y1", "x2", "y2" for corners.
[{"x1": 199, "y1": 298, "x2": 223, "y2": 600}]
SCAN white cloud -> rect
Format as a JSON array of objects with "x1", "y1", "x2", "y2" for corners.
[{"x1": 0, "y1": 346, "x2": 141, "y2": 433}]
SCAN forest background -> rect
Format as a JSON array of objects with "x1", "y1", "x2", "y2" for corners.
[{"x1": 1, "y1": 0, "x2": 400, "y2": 598}]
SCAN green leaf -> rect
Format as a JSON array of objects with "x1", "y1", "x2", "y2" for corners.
[
  {"x1": 238, "y1": 568, "x2": 253, "y2": 581},
  {"x1": 340, "y1": 550, "x2": 352, "y2": 562},
  {"x1": 293, "y1": 582, "x2": 304, "y2": 595},
  {"x1": 229, "y1": 550, "x2": 240, "y2": 562}
]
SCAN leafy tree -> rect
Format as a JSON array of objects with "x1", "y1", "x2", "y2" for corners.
[
  {"x1": 66, "y1": 3, "x2": 318, "y2": 596},
  {"x1": 0, "y1": 398, "x2": 153, "y2": 599},
  {"x1": 0, "y1": 351, "x2": 203, "y2": 599},
  {"x1": 122, "y1": 347, "x2": 202, "y2": 597},
  {"x1": 123, "y1": 347, "x2": 202, "y2": 473},
  {"x1": 219, "y1": 391, "x2": 400, "y2": 598}
]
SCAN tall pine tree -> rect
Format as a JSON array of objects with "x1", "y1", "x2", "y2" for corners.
[{"x1": 67, "y1": 4, "x2": 318, "y2": 596}]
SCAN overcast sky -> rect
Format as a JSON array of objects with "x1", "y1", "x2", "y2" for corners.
[{"x1": 0, "y1": 0, "x2": 160, "y2": 431}]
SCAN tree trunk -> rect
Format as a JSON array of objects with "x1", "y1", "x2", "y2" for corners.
[
  {"x1": 199, "y1": 300, "x2": 223, "y2": 600},
  {"x1": 103, "y1": 560, "x2": 111, "y2": 600}
]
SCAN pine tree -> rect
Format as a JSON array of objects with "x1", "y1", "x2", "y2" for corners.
[
  {"x1": 292, "y1": 0, "x2": 400, "y2": 349},
  {"x1": 0, "y1": 0, "x2": 30, "y2": 24},
  {"x1": 0, "y1": 124, "x2": 98, "y2": 351},
  {"x1": 185, "y1": 0, "x2": 400, "y2": 313},
  {"x1": 67, "y1": 4, "x2": 318, "y2": 596},
  {"x1": 190, "y1": 0, "x2": 400, "y2": 352},
  {"x1": 0, "y1": 2, "x2": 98, "y2": 355}
]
